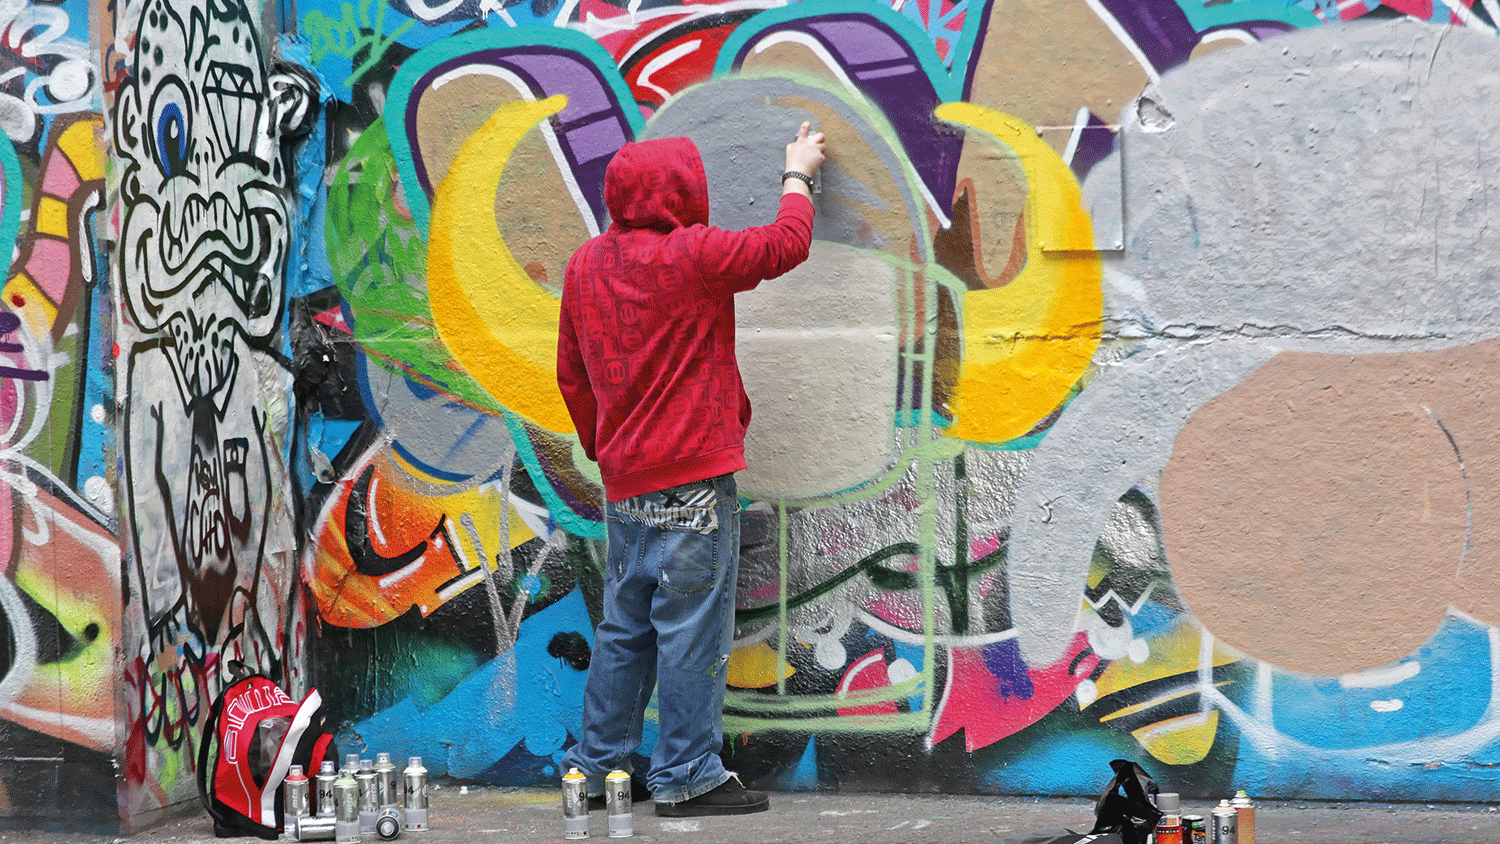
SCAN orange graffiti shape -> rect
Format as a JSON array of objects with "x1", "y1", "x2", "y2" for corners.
[{"x1": 306, "y1": 456, "x2": 482, "y2": 628}]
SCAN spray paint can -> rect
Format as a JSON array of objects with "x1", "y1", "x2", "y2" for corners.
[
  {"x1": 403, "y1": 756, "x2": 429, "y2": 833},
  {"x1": 605, "y1": 770, "x2": 632, "y2": 838},
  {"x1": 315, "y1": 761, "x2": 339, "y2": 818},
  {"x1": 1183, "y1": 814, "x2": 1207, "y2": 844},
  {"x1": 374, "y1": 753, "x2": 399, "y2": 808},
  {"x1": 562, "y1": 767, "x2": 589, "y2": 840},
  {"x1": 356, "y1": 760, "x2": 379, "y2": 835},
  {"x1": 290, "y1": 814, "x2": 337, "y2": 842},
  {"x1": 343, "y1": 753, "x2": 361, "y2": 775},
  {"x1": 1230, "y1": 790, "x2": 1256, "y2": 844},
  {"x1": 374, "y1": 806, "x2": 403, "y2": 841},
  {"x1": 284, "y1": 764, "x2": 312, "y2": 827},
  {"x1": 1152, "y1": 792, "x2": 1182, "y2": 844},
  {"x1": 333, "y1": 771, "x2": 361, "y2": 844},
  {"x1": 1211, "y1": 799, "x2": 1238, "y2": 844}
]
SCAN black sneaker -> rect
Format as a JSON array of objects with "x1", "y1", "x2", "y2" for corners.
[
  {"x1": 587, "y1": 774, "x2": 653, "y2": 810},
  {"x1": 654, "y1": 774, "x2": 769, "y2": 817}
]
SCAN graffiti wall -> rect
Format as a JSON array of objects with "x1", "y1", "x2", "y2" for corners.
[
  {"x1": 13, "y1": 0, "x2": 1500, "y2": 832},
  {"x1": 281, "y1": 0, "x2": 1500, "y2": 809},
  {"x1": 0, "y1": 0, "x2": 118, "y2": 829},
  {"x1": 109, "y1": 0, "x2": 318, "y2": 828}
]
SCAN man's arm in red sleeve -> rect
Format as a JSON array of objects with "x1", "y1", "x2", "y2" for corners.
[
  {"x1": 695, "y1": 192, "x2": 815, "y2": 297},
  {"x1": 555, "y1": 295, "x2": 599, "y2": 461}
]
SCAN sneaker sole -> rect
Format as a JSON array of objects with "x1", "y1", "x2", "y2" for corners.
[{"x1": 654, "y1": 800, "x2": 769, "y2": 818}]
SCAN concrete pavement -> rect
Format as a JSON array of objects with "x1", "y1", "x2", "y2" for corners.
[{"x1": 8, "y1": 788, "x2": 1500, "y2": 844}]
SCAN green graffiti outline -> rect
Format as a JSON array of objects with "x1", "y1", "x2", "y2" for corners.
[
  {"x1": 372, "y1": 27, "x2": 643, "y2": 541},
  {"x1": 502, "y1": 410, "x2": 607, "y2": 540},
  {"x1": 325, "y1": 116, "x2": 505, "y2": 414},
  {"x1": 303, "y1": 0, "x2": 417, "y2": 90}
]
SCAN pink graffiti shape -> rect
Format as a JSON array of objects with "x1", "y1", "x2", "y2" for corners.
[
  {"x1": 929, "y1": 633, "x2": 1094, "y2": 752},
  {"x1": 834, "y1": 648, "x2": 900, "y2": 718}
]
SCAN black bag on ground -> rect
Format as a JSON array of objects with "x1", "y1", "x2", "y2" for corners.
[
  {"x1": 1089, "y1": 759, "x2": 1162, "y2": 844},
  {"x1": 1000, "y1": 833, "x2": 1124, "y2": 844}
]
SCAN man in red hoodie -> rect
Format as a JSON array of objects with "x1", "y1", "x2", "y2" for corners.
[{"x1": 556, "y1": 123, "x2": 826, "y2": 817}]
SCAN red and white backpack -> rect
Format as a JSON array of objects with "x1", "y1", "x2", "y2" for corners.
[{"x1": 196, "y1": 665, "x2": 337, "y2": 839}]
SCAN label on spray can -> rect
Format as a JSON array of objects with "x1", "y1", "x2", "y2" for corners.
[
  {"x1": 562, "y1": 767, "x2": 589, "y2": 840},
  {"x1": 1230, "y1": 790, "x2": 1256, "y2": 844},
  {"x1": 1153, "y1": 792, "x2": 1182, "y2": 844},
  {"x1": 333, "y1": 772, "x2": 360, "y2": 844},
  {"x1": 356, "y1": 760, "x2": 378, "y2": 835},
  {"x1": 403, "y1": 755, "x2": 430, "y2": 832},
  {"x1": 1211, "y1": 800, "x2": 1238, "y2": 844},
  {"x1": 291, "y1": 814, "x2": 337, "y2": 842},
  {"x1": 315, "y1": 761, "x2": 338, "y2": 818},
  {"x1": 284, "y1": 765, "x2": 311, "y2": 823},
  {"x1": 605, "y1": 770, "x2": 632, "y2": 838},
  {"x1": 1182, "y1": 814, "x2": 1207, "y2": 844},
  {"x1": 374, "y1": 753, "x2": 398, "y2": 808}
]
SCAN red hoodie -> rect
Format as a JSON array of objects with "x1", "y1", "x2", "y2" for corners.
[{"x1": 557, "y1": 137, "x2": 816, "y2": 502}]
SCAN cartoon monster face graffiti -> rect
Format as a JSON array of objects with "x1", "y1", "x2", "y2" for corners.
[
  {"x1": 112, "y1": 0, "x2": 314, "y2": 655},
  {"x1": 114, "y1": 0, "x2": 287, "y2": 364}
]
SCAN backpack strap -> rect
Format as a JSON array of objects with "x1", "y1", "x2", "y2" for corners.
[
  {"x1": 296, "y1": 702, "x2": 336, "y2": 779},
  {"x1": 196, "y1": 677, "x2": 284, "y2": 841}
]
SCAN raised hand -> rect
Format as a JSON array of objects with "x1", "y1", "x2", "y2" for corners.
[{"x1": 784, "y1": 121, "x2": 826, "y2": 178}]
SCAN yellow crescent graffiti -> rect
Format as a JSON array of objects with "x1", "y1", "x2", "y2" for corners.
[
  {"x1": 428, "y1": 95, "x2": 575, "y2": 434},
  {"x1": 934, "y1": 102, "x2": 1102, "y2": 444}
]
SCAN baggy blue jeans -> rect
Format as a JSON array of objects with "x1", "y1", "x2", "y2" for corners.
[{"x1": 562, "y1": 473, "x2": 739, "y2": 804}]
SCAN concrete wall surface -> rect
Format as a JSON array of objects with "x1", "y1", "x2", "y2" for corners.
[{"x1": 3, "y1": 0, "x2": 1500, "y2": 833}]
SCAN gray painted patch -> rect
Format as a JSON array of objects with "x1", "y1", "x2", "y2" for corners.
[
  {"x1": 642, "y1": 77, "x2": 927, "y2": 259},
  {"x1": 1097, "y1": 19, "x2": 1500, "y2": 350},
  {"x1": 1013, "y1": 19, "x2": 1500, "y2": 664}
]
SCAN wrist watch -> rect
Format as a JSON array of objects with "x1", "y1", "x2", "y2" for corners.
[{"x1": 781, "y1": 170, "x2": 814, "y2": 187}]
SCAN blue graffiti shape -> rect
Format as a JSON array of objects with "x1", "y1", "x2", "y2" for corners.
[{"x1": 981, "y1": 638, "x2": 1035, "y2": 702}]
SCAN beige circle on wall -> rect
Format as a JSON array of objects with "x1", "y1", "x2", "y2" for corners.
[{"x1": 1160, "y1": 349, "x2": 1466, "y2": 674}]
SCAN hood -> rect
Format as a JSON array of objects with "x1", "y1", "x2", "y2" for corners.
[{"x1": 604, "y1": 137, "x2": 709, "y2": 229}]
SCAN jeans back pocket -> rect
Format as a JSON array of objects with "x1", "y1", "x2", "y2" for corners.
[{"x1": 615, "y1": 481, "x2": 725, "y2": 596}]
